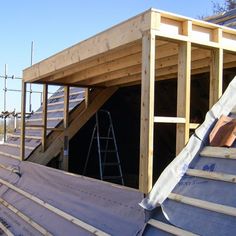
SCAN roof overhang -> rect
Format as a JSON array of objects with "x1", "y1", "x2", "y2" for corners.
[{"x1": 23, "y1": 8, "x2": 236, "y2": 87}]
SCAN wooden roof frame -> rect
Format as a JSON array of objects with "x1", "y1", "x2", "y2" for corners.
[
  {"x1": 22, "y1": 8, "x2": 236, "y2": 194},
  {"x1": 23, "y1": 8, "x2": 236, "y2": 86}
]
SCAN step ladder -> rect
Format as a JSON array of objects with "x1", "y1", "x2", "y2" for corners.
[{"x1": 83, "y1": 109, "x2": 124, "y2": 185}]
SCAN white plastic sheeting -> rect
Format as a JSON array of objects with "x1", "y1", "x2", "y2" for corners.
[{"x1": 141, "y1": 76, "x2": 236, "y2": 210}]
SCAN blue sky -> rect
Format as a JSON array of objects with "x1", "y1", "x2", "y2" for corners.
[{"x1": 0, "y1": 0, "x2": 225, "y2": 112}]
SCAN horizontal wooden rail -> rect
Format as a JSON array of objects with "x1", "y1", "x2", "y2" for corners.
[
  {"x1": 8, "y1": 134, "x2": 42, "y2": 140},
  {"x1": 189, "y1": 123, "x2": 199, "y2": 129},
  {"x1": 186, "y1": 169, "x2": 236, "y2": 183},
  {"x1": 200, "y1": 146, "x2": 236, "y2": 159},
  {"x1": 47, "y1": 98, "x2": 83, "y2": 107},
  {"x1": 0, "y1": 151, "x2": 19, "y2": 160},
  {"x1": 169, "y1": 193, "x2": 236, "y2": 217},
  {"x1": 0, "y1": 163, "x2": 19, "y2": 174},
  {"x1": 0, "y1": 178, "x2": 110, "y2": 236},
  {"x1": 49, "y1": 91, "x2": 84, "y2": 100},
  {"x1": 2, "y1": 142, "x2": 34, "y2": 151},
  {"x1": 27, "y1": 117, "x2": 63, "y2": 122},
  {"x1": 0, "y1": 197, "x2": 52, "y2": 235},
  {"x1": 34, "y1": 108, "x2": 64, "y2": 114},
  {"x1": 148, "y1": 219, "x2": 199, "y2": 236},
  {"x1": 0, "y1": 221, "x2": 14, "y2": 236},
  {"x1": 25, "y1": 124, "x2": 44, "y2": 128},
  {"x1": 46, "y1": 127, "x2": 64, "y2": 131},
  {"x1": 154, "y1": 116, "x2": 186, "y2": 124}
]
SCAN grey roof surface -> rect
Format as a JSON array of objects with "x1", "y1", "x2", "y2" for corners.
[
  {"x1": 0, "y1": 155, "x2": 145, "y2": 235},
  {"x1": 142, "y1": 77, "x2": 236, "y2": 235},
  {"x1": 206, "y1": 8, "x2": 236, "y2": 28},
  {"x1": 0, "y1": 85, "x2": 147, "y2": 235},
  {"x1": 1, "y1": 86, "x2": 84, "y2": 160}
]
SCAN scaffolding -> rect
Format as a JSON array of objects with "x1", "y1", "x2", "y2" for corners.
[{"x1": 0, "y1": 64, "x2": 50, "y2": 142}]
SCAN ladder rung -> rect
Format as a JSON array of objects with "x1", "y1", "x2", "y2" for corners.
[
  {"x1": 100, "y1": 150, "x2": 116, "y2": 153},
  {"x1": 94, "y1": 137, "x2": 113, "y2": 140},
  {"x1": 102, "y1": 162, "x2": 120, "y2": 166},
  {"x1": 103, "y1": 176, "x2": 122, "y2": 180}
]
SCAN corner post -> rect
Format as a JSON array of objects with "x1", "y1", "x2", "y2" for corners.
[
  {"x1": 85, "y1": 88, "x2": 90, "y2": 109},
  {"x1": 209, "y1": 48, "x2": 223, "y2": 108},
  {"x1": 176, "y1": 41, "x2": 191, "y2": 155},
  {"x1": 42, "y1": 84, "x2": 48, "y2": 152},
  {"x1": 61, "y1": 85, "x2": 69, "y2": 171},
  {"x1": 139, "y1": 30, "x2": 156, "y2": 194},
  {"x1": 20, "y1": 81, "x2": 27, "y2": 161}
]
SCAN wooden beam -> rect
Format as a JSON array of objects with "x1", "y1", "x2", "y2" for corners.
[
  {"x1": 47, "y1": 98, "x2": 83, "y2": 107},
  {"x1": 176, "y1": 41, "x2": 191, "y2": 155},
  {"x1": 2, "y1": 142, "x2": 34, "y2": 151},
  {"x1": 200, "y1": 146, "x2": 236, "y2": 159},
  {"x1": 148, "y1": 219, "x2": 198, "y2": 236},
  {"x1": 0, "y1": 221, "x2": 14, "y2": 236},
  {"x1": 29, "y1": 117, "x2": 63, "y2": 122},
  {"x1": 23, "y1": 10, "x2": 152, "y2": 82},
  {"x1": 61, "y1": 85, "x2": 70, "y2": 171},
  {"x1": 189, "y1": 123, "x2": 200, "y2": 129},
  {"x1": 102, "y1": 50, "x2": 235, "y2": 87},
  {"x1": 9, "y1": 133, "x2": 42, "y2": 140},
  {"x1": 84, "y1": 88, "x2": 90, "y2": 109},
  {"x1": 49, "y1": 90, "x2": 83, "y2": 100},
  {"x1": 139, "y1": 31, "x2": 156, "y2": 194},
  {"x1": 0, "y1": 197, "x2": 53, "y2": 236},
  {"x1": 209, "y1": 47, "x2": 223, "y2": 108},
  {"x1": 28, "y1": 88, "x2": 117, "y2": 166},
  {"x1": 0, "y1": 177, "x2": 110, "y2": 236},
  {"x1": 89, "y1": 47, "x2": 210, "y2": 87},
  {"x1": 154, "y1": 116, "x2": 186, "y2": 123},
  {"x1": 20, "y1": 81, "x2": 27, "y2": 161},
  {"x1": 42, "y1": 84, "x2": 48, "y2": 152},
  {"x1": 186, "y1": 168, "x2": 236, "y2": 184},
  {"x1": 0, "y1": 151, "x2": 19, "y2": 160},
  {"x1": 169, "y1": 192, "x2": 236, "y2": 217}
]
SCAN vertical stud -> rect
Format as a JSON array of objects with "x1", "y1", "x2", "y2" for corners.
[
  {"x1": 42, "y1": 84, "x2": 48, "y2": 152},
  {"x1": 139, "y1": 30, "x2": 156, "y2": 194},
  {"x1": 20, "y1": 81, "x2": 27, "y2": 161},
  {"x1": 176, "y1": 41, "x2": 191, "y2": 155}
]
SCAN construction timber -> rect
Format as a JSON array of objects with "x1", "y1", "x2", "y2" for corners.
[{"x1": 22, "y1": 8, "x2": 236, "y2": 194}]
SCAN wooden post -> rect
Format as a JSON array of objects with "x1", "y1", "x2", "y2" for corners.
[
  {"x1": 20, "y1": 81, "x2": 27, "y2": 161},
  {"x1": 61, "y1": 85, "x2": 69, "y2": 171},
  {"x1": 209, "y1": 48, "x2": 223, "y2": 108},
  {"x1": 176, "y1": 41, "x2": 191, "y2": 155},
  {"x1": 85, "y1": 88, "x2": 90, "y2": 109},
  {"x1": 139, "y1": 30, "x2": 155, "y2": 194},
  {"x1": 42, "y1": 84, "x2": 48, "y2": 152}
]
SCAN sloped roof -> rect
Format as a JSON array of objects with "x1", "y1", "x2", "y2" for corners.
[
  {"x1": 206, "y1": 8, "x2": 236, "y2": 28},
  {"x1": 0, "y1": 155, "x2": 145, "y2": 235},
  {"x1": 23, "y1": 8, "x2": 236, "y2": 87},
  {"x1": 141, "y1": 77, "x2": 236, "y2": 235}
]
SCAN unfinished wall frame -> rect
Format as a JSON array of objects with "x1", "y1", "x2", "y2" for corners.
[{"x1": 22, "y1": 8, "x2": 236, "y2": 193}]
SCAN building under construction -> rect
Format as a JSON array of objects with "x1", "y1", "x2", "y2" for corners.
[{"x1": 0, "y1": 8, "x2": 235, "y2": 235}]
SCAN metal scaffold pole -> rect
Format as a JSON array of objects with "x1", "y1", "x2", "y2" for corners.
[
  {"x1": 29, "y1": 41, "x2": 34, "y2": 113},
  {"x1": 3, "y1": 64, "x2": 7, "y2": 142}
]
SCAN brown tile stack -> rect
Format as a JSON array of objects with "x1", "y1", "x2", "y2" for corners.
[{"x1": 209, "y1": 115, "x2": 236, "y2": 147}]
